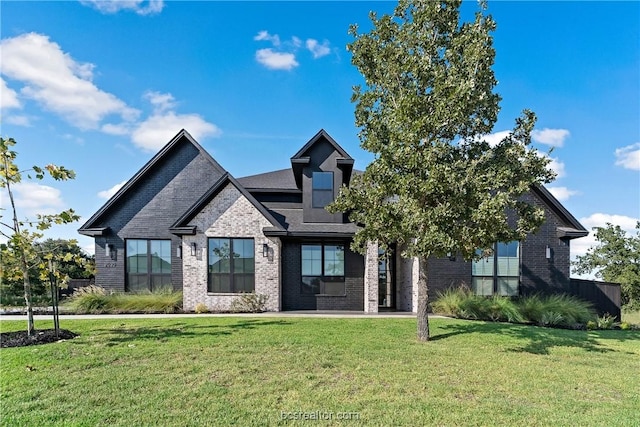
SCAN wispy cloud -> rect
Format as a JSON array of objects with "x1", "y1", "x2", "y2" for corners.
[
  {"x1": 130, "y1": 92, "x2": 221, "y2": 151},
  {"x1": 481, "y1": 130, "x2": 511, "y2": 147},
  {"x1": 1, "y1": 182, "x2": 64, "y2": 217},
  {"x1": 253, "y1": 31, "x2": 331, "y2": 70},
  {"x1": 79, "y1": 0, "x2": 164, "y2": 16},
  {"x1": 255, "y1": 49, "x2": 299, "y2": 71},
  {"x1": 98, "y1": 180, "x2": 127, "y2": 199},
  {"x1": 0, "y1": 33, "x2": 139, "y2": 129},
  {"x1": 306, "y1": 39, "x2": 331, "y2": 59},
  {"x1": 547, "y1": 186, "x2": 579, "y2": 201},
  {"x1": 0, "y1": 77, "x2": 21, "y2": 110},
  {"x1": 531, "y1": 128, "x2": 570, "y2": 147},
  {"x1": 614, "y1": 142, "x2": 640, "y2": 171}
]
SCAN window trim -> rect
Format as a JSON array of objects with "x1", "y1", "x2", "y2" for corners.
[
  {"x1": 207, "y1": 237, "x2": 255, "y2": 294},
  {"x1": 471, "y1": 241, "x2": 520, "y2": 296},
  {"x1": 311, "y1": 171, "x2": 334, "y2": 208},
  {"x1": 301, "y1": 242, "x2": 346, "y2": 296},
  {"x1": 125, "y1": 239, "x2": 172, "y2": 292}
]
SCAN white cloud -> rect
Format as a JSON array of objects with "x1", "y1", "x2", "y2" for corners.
[
  {"x1": 306, "y1": 39, "x2": 331, "y2": 59},
  {"x1": 1, "y1": 77, "x2": 21, "y2": 110},
  {"x1": 255, "y1": 48, "x2": 299, "y2": 71},
  {"x1": 0, "y1": 33, "x2": 139, "y2": 129},
  {"x1": 614, "y1": 142, "x2": 640, "y2": 171},
  {"x1": 547, "y1": 186, "x2": 579, "y2": 201},
  {"x1": 5, "y1": 115, "x2": 30, "y2": 126},
  {"x1": 572, "y1": 213, "x2": 639, "y2": 274},
  {"x1": 482, "y1": 130, "x2": 511, "y2": 147},
  {"x1": 79, "y1": 0, "x2": 164, "y2": 15},
  {"x1": 547, "y1": 156, "x2": 565, "y2": 178},
  {"x1": 531, "y1": 128, "x2": 570, "y2": 147},
  {"x1": 144, "y1": 90, "x2": 177, "y2": 113},
  {"x1": 1, "y1": 182, "x2": 64, "y2": 217},
  {"x1": 132, "y1": 111, "x2": 221, "y2": 151},
  {"x1": 98, "y1": 180, "x2": 127, "y2": 199},
  {"x1": 253, "y1": 30, "x2": 280, "y2": 46}
]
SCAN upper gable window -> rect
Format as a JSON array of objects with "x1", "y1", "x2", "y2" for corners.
[{"x1": 312, "y1": 171, "x2": 334, "y2": 208}]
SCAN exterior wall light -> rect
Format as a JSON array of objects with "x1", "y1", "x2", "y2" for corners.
[
  {"x1": 176, "y1": 245, "x2": 182, "y2": 259},
  {"x1": 545, "y1": 245, "x2": 552, "y2": 260},
  {"x1": 191, "y1": 242, "x2": 197, "y2": 257},
  {"x1": 105, "y1": 243, "x2": 113, "y2": 258},
  {"x1": 263, "y1": 243, "x2": 269, "y2": 257}
]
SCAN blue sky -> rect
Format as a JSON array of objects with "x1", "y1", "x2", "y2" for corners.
[{"x1": 1, "y1": 1, "x2": 638, "y2": 271}]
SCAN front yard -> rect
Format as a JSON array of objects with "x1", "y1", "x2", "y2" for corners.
[{"x1": 1, "y1": 317, "x2": 638, "y2": 426}]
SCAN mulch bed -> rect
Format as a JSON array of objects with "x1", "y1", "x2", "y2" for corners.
[{"x1": 1, "y1": 329, "x2": 78, "y2": 348}]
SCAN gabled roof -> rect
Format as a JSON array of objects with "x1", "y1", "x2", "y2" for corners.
[
  {"x1": 169, "y1": 173, "x2": 286, "y2": 235},
  {"x1": 237, "y1": 168, "x2": 299, "y2": 191},
  {"x1": 532, "y1": 184, "x2": 588, "y2": 239},
  {"x1": 290, "y1": 129, "x2": 355, "y2": 188},
  {"x1": 291, "y1": 129, "x2": 353, "y2": 160},
  {"x1": 79, "y1": 129, "x2": 226, "y2": 236}
]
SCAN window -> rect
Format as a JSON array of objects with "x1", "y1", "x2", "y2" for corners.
[
  {"x1": 472, "y1": 241, "x2": 520, "y2": 296},
  {"x1": 312, "y1": 171, "x2": 334, "y2": 208},
  {"x1": 301, "y1": 243, "x2": 345, "y2": 295},
  {"x1": 126, "y1": 239, "x2": 171, "y2": 292},
  {"x1": 208, "y1": 238, "x2": 254, "y2": 293}
]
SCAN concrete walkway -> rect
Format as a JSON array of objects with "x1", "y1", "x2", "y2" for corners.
[{"x1": 0, "y1": 311, "x2": 444, "y2": 321}]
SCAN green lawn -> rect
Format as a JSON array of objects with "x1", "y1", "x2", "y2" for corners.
[{"x1": 1, "y1": 317, "x2": 638, "y2": 426}]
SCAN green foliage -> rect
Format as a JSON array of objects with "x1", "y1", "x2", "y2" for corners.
[
  {"x1": 432, "y1": 288, "x2": 597, "y2": 328},
  {"x1": 596, "y1": 314, "x2": 616, "y2": 330},
  {"x1": 573, "y1": 222, "x2": 640, "y2": 310},
  {"x1": 229, "y1": 292, "x2": 269, "y2": 313},
  {"x1": 1, "y1": 136, "x2": 80, "y2": 334},
  {"x1": 65, "y1": 286, "x2": 182, "y2": 314},
  {"x1": 1, "y1": 317, "x2": 639, "y2": 426}
]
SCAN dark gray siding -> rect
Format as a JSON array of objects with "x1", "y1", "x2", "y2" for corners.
[
  {"x1": 427, "y1": 257, "x2": 471, "y2": 299},
  {"x1": 282, "y1": 241, "x2": 364, "y2": 311},
  {"x1": 302, "y1": 139, "x2": 346, "y2": 223},
  {"x1": 93, "y1": 141, "x2": 224, "y2": 292}
]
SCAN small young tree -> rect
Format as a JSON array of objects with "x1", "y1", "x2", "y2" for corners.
[
  {"x1": 573, "y1": 222, "x2": 640, "y2": 309},
  {"x1": 330, "y1": 0, "x2": 555, "y2": 341},
  {"x1": 0, "y1": 137, "x2": 80, "y2": 336}
]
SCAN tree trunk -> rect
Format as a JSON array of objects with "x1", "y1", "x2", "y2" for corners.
[
  {"x1": 417, "y1": 257, "x2": 430, "y2": 341},
  {"x1": 21, "y1": 253, "x2": 35, "y2": 336}
]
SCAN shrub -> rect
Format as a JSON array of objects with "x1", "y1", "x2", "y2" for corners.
[
  {"x1": 194, "y1": 303, "x2": 209, "y2": 314},
  {"x1": 586, "y1": 320, "x2": 597, "y2": 330},
  {"x1": 431, "y1": 287, "x2": 468, "y2": 317},
  {"x1": 486, "y1": 295, "x2": 524, "y2": 323},
  {"x1": 596, "y1": 313, "x2": 616, "y2": 330},
  {"x1": 230, "y1": 293, "x2": 269, "y2": 313},
  {"x1": 517, "y1": 294, "x2": 596, "y2": 328},
  {"x1": 65, "y1": 287, "x2": 182, "y2": 314},
  {"x1": 619, "y1": 322, "x2": 631, "y2": 330}
]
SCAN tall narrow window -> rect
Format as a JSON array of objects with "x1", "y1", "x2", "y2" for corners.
[
  {"x1": 472, "y1": 241, "x2": 520, "y2": 296},
  {"x1": 126, "y1": 239, "x2": 171, "y2": 292},
  {"x1": 301, "y1": 243, "x2": 345, "y2": 295},
  {"x1": 312, "y1": 171, "x2": 334, "y2": 208},
  {"x1": 208, "y1": 238, "x2": 254, "y2": 293}
]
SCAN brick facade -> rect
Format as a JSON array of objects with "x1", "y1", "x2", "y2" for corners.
[{"x1": 181, "y1": 183, "x2": 281, "y2": 312}]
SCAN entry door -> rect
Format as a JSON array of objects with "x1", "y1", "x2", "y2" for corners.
[{"x1": 378, "y1": 248, "x2": 395, "y2": 308}]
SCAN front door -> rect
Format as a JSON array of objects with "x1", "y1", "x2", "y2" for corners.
[{"x1": 378, "y1": 248, "x2": 395, "y2": 309}]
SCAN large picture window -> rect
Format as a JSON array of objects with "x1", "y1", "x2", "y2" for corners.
[
  {"x1": 126, "y1": 239, "x2": 171, "y2": 292},
  {"x1": 472, "y1": 241, "x2": 520, "y2": 296},
  {"x1": 301, "y1": 243, "x2": 345, "y2": 295},
  {"x1": 312, "y1": 171, "x2": 334, "y2": 208},
  {"x1": 208, "y1": 238, "x2": 254, "y2": 293}
]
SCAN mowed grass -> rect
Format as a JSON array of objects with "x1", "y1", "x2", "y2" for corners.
[{"x1": 1, "y1": 317, "x2": 639, "y2": 426}]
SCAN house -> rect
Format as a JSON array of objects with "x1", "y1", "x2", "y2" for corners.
[{"x1": 79, "y1": 129, "x2": 589, "y2": 313}]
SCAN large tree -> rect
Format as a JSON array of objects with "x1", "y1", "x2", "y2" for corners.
[
  {"x1": 573, "y1": 222, "x2": 640, "y2": 310},
  {"x1": 330, "y1": 0, "x2": 555, "y2": 340},
  {"x1": 0, "y1": 137, "x2": 79, "y2": 335}
]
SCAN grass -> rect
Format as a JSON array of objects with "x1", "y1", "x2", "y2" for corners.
[
  {"x1": 623, "y1": 309, "x2": 640, "y2": 325},
  {"x1": 63, "y1": 286, "x2": 182, "y2": 314},
  {"x1": 1, "y1": 317, "x2": 639, "y2": 426}
]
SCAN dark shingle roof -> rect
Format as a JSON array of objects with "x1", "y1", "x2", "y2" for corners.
[
  {"x1": 237, "y1": 168, "x2": 298, "y2": 190},
  {"x1": 264, "y1": 208, "x2": 360, "y2": 237}
]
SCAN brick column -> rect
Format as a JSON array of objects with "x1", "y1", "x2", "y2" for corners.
[{"x1": 363, "y1": 241, "x2": 379, "y2": 313}]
